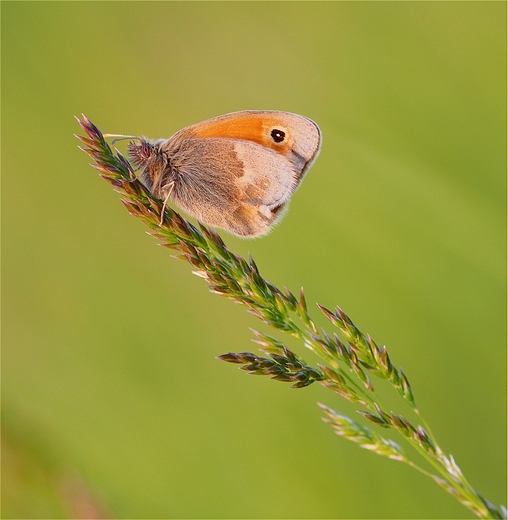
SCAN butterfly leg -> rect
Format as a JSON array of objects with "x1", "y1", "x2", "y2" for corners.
[{"x1": 159, "y1": 182, "x2": 175, "y2": 226}]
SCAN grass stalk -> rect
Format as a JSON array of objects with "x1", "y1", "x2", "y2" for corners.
[{"x1": 76, "y1": 115, "x2": 506, "y2": 519}]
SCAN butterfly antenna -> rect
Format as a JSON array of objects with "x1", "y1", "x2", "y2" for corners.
[{"x1": 103, "y1": 133, "x2": 140, "y2": 146}]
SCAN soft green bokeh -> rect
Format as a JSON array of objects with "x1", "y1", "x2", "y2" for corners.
[{"x1": 2, "y1": 2, "x2": 505, "y2": 518}]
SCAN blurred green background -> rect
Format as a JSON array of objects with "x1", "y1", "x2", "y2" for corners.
[{"x1": 2, "y1": 2, "x2": 506, "y2": 518}]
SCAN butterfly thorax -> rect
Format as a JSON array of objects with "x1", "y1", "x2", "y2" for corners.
[{"x1": 128, "y1": 138, "x2": 178, "y2": 199}]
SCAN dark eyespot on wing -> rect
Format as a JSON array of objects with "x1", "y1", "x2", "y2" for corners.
[{"x1": 271, "y1": 128, "x2": 286, "y2": 143}]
